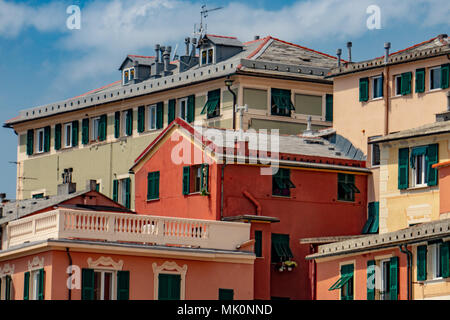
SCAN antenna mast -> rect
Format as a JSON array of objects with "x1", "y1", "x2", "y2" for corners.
[{"x1": 194, "y1": 4, "x2": 223, "y2": 39}]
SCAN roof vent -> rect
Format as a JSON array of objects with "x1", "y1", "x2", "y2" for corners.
[
  {"x1": 384, "y1": 42, "x2": 391, "y2": 64},
  {"x1": 346, "y1": 42, "x2": 352, "y2": 63}
]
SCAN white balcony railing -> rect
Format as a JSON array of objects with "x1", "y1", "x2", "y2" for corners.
[{"x1": 6, "y1": 209, "x2": 250, "y2": 251}]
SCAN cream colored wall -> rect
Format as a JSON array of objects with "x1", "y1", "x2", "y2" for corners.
[{"x1": 378, "y1": 133, "x2": 450, "y2": 233}]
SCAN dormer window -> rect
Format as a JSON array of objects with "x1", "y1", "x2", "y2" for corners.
[
  {"x1": 201, "y1": 48, "x2": 214, "y2": 65},
  {"x1": 123, "y1": 67, "x2": 135, "y2": 85}
]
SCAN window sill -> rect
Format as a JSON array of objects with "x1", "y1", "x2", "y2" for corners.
[
  {"x1": 336, "y1": 199, "x2": 356, "y2": 203},
  {"x1": 370, "y1": 164, "x2": 380, "y2": 169},
  {"x1": 428, "y1": 88, "x2": 442, "y2": 93},
  {"x1": 406, "y1": 185, "x2": 432, "y2": 191},
  {"x1": 418, "y1": 278, "x2": 447, "y2": 285},
  {"x1": 271, "y1": 195, "x2": 291, "y2": 199},
  {"x1": 371, "y1": 97, "x2": 384, "y2": 101},
  {"x1": 146, "y1": 198, "x2": 160, "y2": 202}
]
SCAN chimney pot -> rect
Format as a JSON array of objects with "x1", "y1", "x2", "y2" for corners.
[
  {"x1": 155, "y1": 44, "x2": 160, "y2": 63},
  {"x1": 346, "y1": 42, "x2": 352, "y2": 62},
  {"x1": 384, "y1": 42, "x2": 391, "y2": 63},
  {"x1": 336, "y1": 48, "x2": 342, "y2": 67},
  {"x1": 185, "y1": 37, "x2": 190, "y2": 56}
]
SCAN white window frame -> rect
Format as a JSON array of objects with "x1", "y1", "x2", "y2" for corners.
[
  {"x1": 122, "y1": 111, "x2": 131, "y2": 137},
  {"x1": 412, "y1": 153, "x2": 427, "y2": 188},
  {"x1": 380, "y1": 259, "x2": 390, "y2": 300},
  {"x1": 179, "y1": 98, "x2": 188, "y2": 121},
  {"x1": 0, "y1": 275, "x2": 12, "y2": 300},
  {"x1": 118, "y1": 178, "x2": 129, "y2": 207},
  {"x1": 200, "y1": 48, "x2": 214, "y2": 65},
  {"x1": 35, "y1": 128, "x2": 45, "y2": 153},
  {"x1": 92, "y1": 117, "x2": 101, "y2": 141},
  {"x1": 93, "y1": 270, "x2": 116, "y2": 301},
  {"x1": 122, "y1": 67, "x2": 135, "y2": 85},
  {"x1": 394, "y1": 75, "x2": 402, "y2": 96},
  {"x1": 370, "y1": 137, "x2": 382, "y2": 168},
  {"x1": 148, "y1": 104, "x2": 157, "y2": 131},
  {"x1": 372, "y1": 75, "x2": 383, "y2": 100},
  {"x1": 429, "y1": 66, "x2": 441, "y2": 91},
  {"x1": 429, "y1": 243, "x2": 443, "y2": 280},
  {"x1": 30, "y1": 269, "x2": 41, "y2": 300},
  {"x1": 64, "y1": 123, "x2": 72, "y2": 148}
]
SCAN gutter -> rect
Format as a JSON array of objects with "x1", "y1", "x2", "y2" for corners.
[{"x1": 369, "y1": 129, "x2": 450, "y2": 145}]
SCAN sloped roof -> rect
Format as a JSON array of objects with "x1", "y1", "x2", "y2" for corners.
[
  {"x1": 328, "y1": 34, "x2": 450, "y2": 78},
  {"x1": 202, "y1": 34, "x2": 244, "y2": 47},
  {"x1": 118, "y1": 54, "x2": 156, "y2": 70},
  {"x1": 130, "y1": 118, "x2": 368, "y2": 173}
]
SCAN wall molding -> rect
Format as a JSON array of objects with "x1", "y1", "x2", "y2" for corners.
[
  {"x1": 152, "y1": 261, "x2": 187, "y2": 300},
  {"x1": 87, "y1": 256, "x2": 123, "y2": 270},
  {"x1": 0, "y1": 263, "x2": 15, "y2": 276},
  {"x1": 27, "y1": 256, "x2": 44, "y2": 271}
]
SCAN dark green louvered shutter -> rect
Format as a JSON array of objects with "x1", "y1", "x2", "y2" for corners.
[
  {"x1": 359, "y1": 78, "x2": 369, "y2": 102},
  {"x1": 113, "y1": 179, "x2": 118, "y2": 202},
  {"x1": 389, "y1": 256, "x2": 399, "y2": 300},
  {"x1": 367, "y1": 260, "x2": 376, "y2": 300},
  {"x1": 168, "y1": 99, "x2": 176, "y2": 124},
  {"x1": 147, "y1": 172, "x2": 160, "y2": 200},
  {"x1": 55, "y1": 124, "x2": 62, "y2": 150},
  {"x1": 401, "y1": 72, "x2": 412, "y2": 95},
  {"x1": 441, "y1": 242, "x2": 450, "y2": 278},
  {"x1": 125, "y1": 177, "x2": 131, "y2": 209},
  {"x1": 72, "y1": 120, "x2": 79, "y2": 147},
  {"x1": 398, "y1": 148, "x2": 409, "y2": 190},
  {"x1": 5, "y1": 276, "x2": 11, "y2": 300},
  {"x1": 44, "y1": 126, "x2": 51, "y2": 152},
  {"x1": 427, "y1": 143, "x2": 438, "y2": 186},
  {"x1": 156, "y1": 102, "x2": 164, "y2": 129},
  {"x1": 417, "y1": 245, "x2": 427, "y2": 281},
  {"x1": 325, "y1": 94, "x2": 333, "y2": 122},
  {"x1": 24, "y1": 271, "x2": 30, "y2": 300},
  {"x1": 81, "y1": 268, "x2": 94, "y2": 300},
  {"x1": 126, "y1": 109, "x2": 133, "y2": 136},
  {"x1": 99, "y1": 115, "x2": 107, "y2": 141},
  {"x1": 182, "y1": 166, "x2": 190, "y2": 195},
  {"x1": 115, "y1": 111, "x2": 121, "y2": 138},
  {"x1": 158, "y1": 274, "x2": 181, "y2": 300},
  {"x1": 219, "y1": 288, "x2": 234, "y2": 300},
  {"x1": 27, "y1": 129, "x2": 34, "y2": 155},
  {"x1": 117, "y1": 271, "x2": 130, "y2": 300},
  {"x1": 138, "y1": 106, "x2": 145, "y2": 133},
  {"x1": 441, "y1": 64, "x2": 450, "y2": 89},
  {"x1": 82, "y1": 118, "x2": 89, "y2": 145},
  {"x1": 38, "y1": 268, "x2": 45, "y2": 300},
  {"x1": 415, "y1": 68, "x2": 425, "y2": 93},
  {"x1": 187, "y1": 95, "x2": 195, "y2": 123},
  {"x1": 200, "y1": 163, "x2": 209, "y2": 193},
  {"x1": 255, "y1": 230, "x2": 262, "y2": 257}
]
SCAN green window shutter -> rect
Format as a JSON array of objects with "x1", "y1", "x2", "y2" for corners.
[
  {"x1": 401, "y1": 72, "x2": 412, "y2": 95},
  {"x1": 138, "y1": 106, "x2": 145, "y2": 133},
  {"x1": 55, "y1": 124, "x2": 62, "y2": 150},
  {"x1": 426, "y1": 143, "x2": 439, "y2": 186},
  {"x1": 99, "y1": 114, "x2": 107, "y2": 141},
  {"x1": 168, "y1": 99, "x2": 176, "y2": 124},
  {"x1": 340, "y1": 264, "x2": 354, "y2": 300},
  {"x1": 368, "y1": 202, "x2": 379, "y2": 234},
  {"x1": 359, "y1": 78, "x2": 369, "y2": 102},
  {"x1": 417, "y1": 245, "x2": 427, "y2": 281},
  {"x1": 44, "y1": 126, "x2": 51, "y2": 152},
  {"x1": 126, "y1": 109, "x2": 133, "y2": 136},
  {"x1": 441, "y1": 64, "x2": 450, "y2": 89},
  {"x1": 147, "y1": 172, "x2": 160, "y2": 200},
  {"x1": 325, "y1": 94, "x2": 333, "y2": 122},
  {"x1": 125, "y1": 177, "x2": 131, "y2": 209},
  {"x1": 415, "y1": 68, "x2": 425, "y2": 93},
  {"x1": 5, "y1": 276, "x2": 11, "y2": 300},
  {"x1": 441, "y1": 242, "x2": 450, "y2": 278},
  {"x1": 398, "y1": 148, "x2": 409, "y2": 190},
  {"x1": 187, "y1": 95, "x2": 195, "y2": 123},
  {"x1": 156, "y1": 102, "x2": 164, "y2": 129},
  {"x1": 202, "y1": 89, "x2": 221, "y2": 116},
  {"x1": 82, "y1": 118, "x2": 89, "y2": 145},
  {"x1": 271, "y1": 233, "x2": 294, "y2": 263},
  {"x1": 158, "y1": 274, "x2": 181, "y2": 300},
  {"x1": 113, "y1": 179, "x2": 118, "y2": 202},
  {"x1": 255, "y1": 230, "x2": 262, "y2": 257},
  {"x1": 147, "y1": 172, "x2": 152, "y2": 200},
  {"x1": 271, "y1": 88, "x2": 294, "y2": 111},
  {"x1": 81, "y1": 268, "x2": 94, "y2": 300},
  {"x1": 72, "y1": 120, "x2": 79, "y2": 147},
  {"x1": 23, "y1": 271, "x2": 30, "y2": 300},
  {"x1": 200, "y1": 163, "x2": 209, "y2": 193},
  {"x1": 38, "y1": 268, "x2": 45, "y2": 300},
  {"x1": 367, "y1": 260, "x2": 376, "y2": 300},
  {"x1": 389, "y1": 256, "x2": 399, "y2": 300},
  {"x1": 182, "y1": 166, "x2": 190, "y2": 195},
  {"x1": 218, "y1": 288, "x2": 234, "y2": 300},
  {"x1": 117, "y1": 271, "x2": 130, "y2": 300},
  {"x1": 27, "y1": 129, "x2": 34, "y2": 155},
  {"x1": 114, "y1": 111, "x2": 121, "y2": 138}
]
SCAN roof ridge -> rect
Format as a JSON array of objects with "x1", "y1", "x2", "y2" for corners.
[
  {"x1": 206, "y1": 34, "x2": 238, "y2": 40},
  {"x1": 128, "y1": 54, "x2": 156, "y2": 59},
  {"x1": 269, "y1": 36, "x2": 338, "y2": 60},
  {"x1": 373, "y1": 35, "x2": 440, "y2": 61}
]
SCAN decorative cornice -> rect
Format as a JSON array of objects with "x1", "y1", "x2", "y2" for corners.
[
  {"x1": 87, "y1": 256, "x2": 124, "y2": 270},
  {"x1": 28, "y1": 256, "x2": 44, "y2": 271},
  {"x1": 0, "y1": 263, "x2": 15, "y2": 276}
]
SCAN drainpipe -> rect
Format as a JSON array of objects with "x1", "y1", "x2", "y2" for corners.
[
  {"x1": 383, "y1": 42, "x2": 391, "y2": 136},
  {"x1": 66, "y1": 248, "x2": 72, "y2": 300},
  {"x1": 399, "y1": 244, "x2": 412, "y2": 300},
  {"x1": 242, "y1": 190, "x2": 262, "y2": 215},
  {"x1": 220, "y1": 163, "x2": 226, "y2": 220}
]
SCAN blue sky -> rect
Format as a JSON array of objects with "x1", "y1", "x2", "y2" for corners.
[{"x1": 0, "y1": 0, "x2": 448, "y2": 199}]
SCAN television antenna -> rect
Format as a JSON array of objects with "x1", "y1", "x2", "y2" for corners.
[{"x1": 194, "y1": 4, "x2": 223, "y2": 39}]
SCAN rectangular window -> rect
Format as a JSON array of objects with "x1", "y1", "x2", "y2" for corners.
[
  {"x1": 271, "y1": 88, "x2": 294, "y2": 116},
  {"x1": 412, "y1": 152, "x2": 428, "y2": 187},
  {"x1": 201, "y1": 50, "x2": 207, "y2": 65},
  {"x1": 158, "y1": 274, "x2": 181, "y2": 300},
  {"x1": 395, "y1": 75, "x2": 402, "y2": 96},
  {"x1": 1, "y1": 276, "x2": 12, "y2": 300},
  {"x1": 179, "y1": 98, "x2": 188, "y2": 121},
  {"x1": 372, "y1": 75, "x2": 383, "y2": 99},
  {"x1": 272, "y1": 168, "x2": 295, "y2": 197},
  {"x1": 27, "y1": 269, "x2": 44, "y2": 300},
  {"x1": 36, "y1": 128, "x2": 45, "y2": 153},
  {"x1": 94, "y1": 270, "x2": 114, "y2": 300},
  {"x1": 430, "y1": 67, "x2": 441, "y2": 90},
  {"x1": 32, "y1": 193, "x2": 44, "y2": 199},
  {"x1": 294, "y1": 94, "x2": 322, "y2": 116},
  {"x1": 337, "y1": 173, "x2": 359, "y2": 202},
  {"x1": 430, "y1": 243, "x2": 442, "y2": 279},
  {"x1": 255, "y1": 230, "x2": 262, "y2": 258},
  {"x1": 271, "y1": 233, "x2": 293, "y2": 263},
  {"x1": 218, "y1": 288, "x2": 234, "y2": 300},
  {"x1": 147, "y1": 171, "x2": 160, "y2": 200},
  {"x1": 380, "y1": 259, "x2": 391, "y2": 300},
  {"x1": 123, "y1": 69, "x2": 129, "y2": 85},
  {"x1": 207, "y1": 49, "x2": 214, "y2": 64},
  {"x1": 123, "y1": 110, "x2": 133, "y2": 136},
  {"x1": 371, "y1": 141, "x2": 381, "y2": 167},
  {"x1": 183, "y1": 164, "x2": 209, "y2": 195},
  {"x1": 116, "y1": 178, "x2": 131, "y2": 209},
  {"x1": 64, "y1": 123, "x2": 72, "y2": 147},
  {"x1": 148, "y1": 105, "x2": 157, "y2": 130},
  {"x1": 92, "y1": 117, "x2": 101, "y2": 141}
]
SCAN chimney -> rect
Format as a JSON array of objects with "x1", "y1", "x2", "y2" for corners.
[
  {"x1": 384, "y1": 42, "x2": 391, "y2": 64},
  {"x1": 185, "y1": 37, "x2": 190, "y2": 56},
  {"x1": 336, "y1": 48, "x2": 342, "y2": 67},
  {"x1": 87, "y1": 180, "x2": 97, "y2": 192},
  {"x1": 163, "y1": 46, "x2": 171, "y2": 73},
  {"x1": 190, "y1": 38, "x2": 197, "y2": 56},
  {"x1": 254, "y1": 35, "x2": 260, "y2": 40},
  {"x1": 58, "y1": 168, "x2": 76, "y2": 195},
  {"x1": 346, "y1": 41, "x2": 352, "y2": 63},
  {"x1": 302, "y1": 116, "x2": 314, "y2": 137},
  {"x1": 435, "y1": 91, "x2": 450, "y2": 122},
  {"x1": 155, "y1": 44, "x2": 160, "y2": 63}
]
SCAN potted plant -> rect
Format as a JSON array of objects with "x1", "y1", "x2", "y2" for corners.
[{"x1": 283, "y1": 260, "x2": 298, "y2": 271}]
